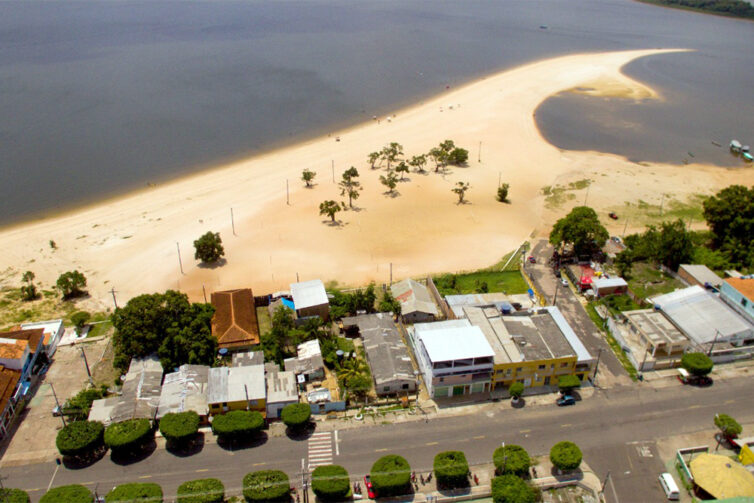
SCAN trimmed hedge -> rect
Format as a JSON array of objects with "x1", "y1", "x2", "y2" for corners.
[
  {"x1": 243, "y1": 469, "x2": 290, "y2": 502},
  {"x1": 550, "y1": 441, "x2": 582, "y2": 472},
  {"x1": 0, "y1": 488, "x2": 30, "y2": 503},
  {"x1": 491, "y1": 475, "x2": 536, "y2": 503},
  {"x1": 159, "y1": 411, "x2": 199, "y2": 447},
  {"x1": 681, "y1": 352, "x2": 714, "y2": 377},
  {"x1": 281, "y1": 403, "x2": 311, "y2": 429},
  {"x1": 434, "y1": 451, "x2": 469, "y2": 490},
  {"x1": 211, "y1": 410, "x2": 264, "y2": 442},
  {"x1": 371, "y1": 454, "x2": 411, "y2": 497},
  {"x1": 105, "y1": 483, "x2": 163, "y2": 503},
  {"x1": 493, "y1": 445, "x2": 531, "y2": 476},
  {"x1": 40, "y1": 484, "x2": 93, "y2": 503},
  {"x1": 105, "y1": 418, "x2": 153, "y2": 453},
  {"x1": 508, "y1": 382, "x2": 524, "y2": 399},
  {"x1": 715, "y1": 413, "x2": 742, "y2": 438},
  {"x1": 557, "y1": 375, "x2": 581, "y2": 392},
  {"x1": 55, "y1": 420, "x2": 104, "y2": 457},
  {"x1": 176, "y1": 478, "x2": 224, "y2": 503},
  {"x1": 311, "y1": 465, "x2": 350, "y2": 501}
]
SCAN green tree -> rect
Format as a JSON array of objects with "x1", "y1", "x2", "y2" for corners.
[
  {"x1": 312, "y1": 465, "x2": 350, "y2": 502},
  {"x1": 105, "y1": 483, "x2": 163, "y2": 503},
  {"x1": 452, "y1": 181, "x2": 470, "y2": 203},
  {"x1": 193, "y1": 231, "x2": 225, "y2": 264},
  {"x1": 63, "y1": 387, "x2": 105, "y2": 420},
  {"x1": 339, "y1": 167, "x2": 362, "y2": 208},
  {"x1": 378, "y1": 290, "x2": 401, "y2": 315},
  {"x1": 395, "y1": 161, "x2": 410, "y2": 181},
  {"x1": 281, "y1": 403, "x2": 311, "y2": 430},
  {"x1": 381, "y1": 142, "x2": 404, "y2": 169},
  {"x1": 494, "y1": 444, "x2": 531, "y2": 476},
  {"x1": 104, "y1": 418, "x2": 153, "y2": 455},
  {"x1": 550, "y1": 441, "x2": 582, "y2": 472},
  {"x1": 56, "y1": 421, "x2": 104, "y2": 459},
  {"x1": 40, "y1": 485, "x2": 93, "y2": 503},
  {"x1": 319, "y1": 200, "x2": 342, "y2": 222},
  {"x1": 714, "y1": 413, "x2": 742, "y2": 439},
  {"x1": 657, "y1": 219, "x2": 693, "y2": 270},
  {"x1": 491, "y1": 475, "x2": 536, "y2": 503},
  {"x1": 497, "y1": 183, "x2": 510, "y2": 203},
  {"x1": 681, "y1": 352, "x2": 714, "y2": 377},
  {"x1": 703, "y1": 185, "x2": 754, "y2": 269},
  {"x1": 0, "y1": 488, "x2": 30, "y2": 503},
  {"x1": 71, "y1": 311, "x2": 90, "y2": 332},
  {"x1": 557, "y1": 375, "x2": 582, "y2": 392},
  {"x1": 211, "y1": 410, "x2": 264, "y2": 443},
  {"x1": 614, "y1": 250, "x2": 634, "y2": 279},
  {"x1": 447, "y1": 147, "x2": 469, "y2": 165},
  {"x1": 176, "y1": 478, "x2": 224, "y2": 503},
  {"x1": 434, "y1": 451, "x2": 469, "y2": 490},
  {"x1": 428, "y1": 147, "x2": 446, "y2": 172},
  {"x1": 380, "y1": 171, "x2": 399, "y2": 194},
  {"x1": 57, "y1": 270, "x2": 87, "y2": 299},
  {"x1": 159, "y1": 411, "x2": 199, "y2": 449},
  {"x1": 409, "y1": 154, "x2": 427, "y2": 173},
  {"x1": 368, "y1": 151, "x2": 381, "y2": 169},
  {"x1": 371, "y1": 454, "x2": 411, "y2": 497},
  {"x1": 243, "y1": 470, "x2": 290, "y2": 502},
  {"x1": 439, "y1": 139, "x2": 456, "y2": 155},
  {"x1": 301, "y1": 168, "x2": 316, "y2": 187},
  {"x1": 21, "y1": 270, "x2": 37, "y2": 301},
  {"x1": 549, "y1": 206, "x2": 609, "y2": 258},
  {"x1": 508, "y1": 382, "x2": 524, "y2": 401}
]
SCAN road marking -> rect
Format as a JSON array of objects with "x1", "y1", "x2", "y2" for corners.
[
  {"x1": 252, "y1": 462, "x2": 266, "y2": 466},
  {"x1": 473, "y1": 435, "x2": 486, "y2": 439},
  {"x1": 47, "y1": 464, "x2": 60, "y2": 492},
  {"x1": 560, "y1": 424, "x2": 572, "y2": 428},
  {"x1": 425, "y1": 441, "x2": 439, "y2": 446},
  {"x1": 688, "y1": 405, "x2": 702, "y2": 409},
  {"x1": 139, "y1": 475, "x2": 152, "y2": 479},
  {"x1": 375, "y1": 448, "x2": 388, "y2": 452},
  {"x1": 335, "y1": 430, "x2": 339, "y2": 456},
  {"x1": 725, "y1": 399, "x2": 735, "y2": 404},
  {"x1": 308, "y1": 431, "x2": 333, "y2": 470},
  {"x1": 519, "y1": 429, "x2": 531, "y2": 434},
  {"x1": 195, "y1": 469, "x2": 209, "y2": 472}
]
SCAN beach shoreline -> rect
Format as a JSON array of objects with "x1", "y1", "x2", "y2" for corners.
[{"x1": 2, "y1": 48, "x2": 751, "y2": 307}]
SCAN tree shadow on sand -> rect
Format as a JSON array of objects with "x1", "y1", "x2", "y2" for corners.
[
  {"x1": 383, "y1": 191, "x2": 401, "y2": 199},
  {"x1": 198, "y1": 258, "x2": 227, "y2": 270}
]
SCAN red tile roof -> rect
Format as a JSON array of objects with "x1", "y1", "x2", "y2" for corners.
[
  {"x1": 0, "y1": 366, "x2": 21, "y2": 416},
  {"x1": 0, "y1": 328, "x2": 44, "y2": 355},
  {"x1": 211, "y1": 289, "x2": 260, "y2": 350},
  {"x1": 726, "y1": 277, "x2": 754, "y2": 302}
]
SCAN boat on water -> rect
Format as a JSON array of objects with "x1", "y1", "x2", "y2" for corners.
[{"x1": 730, "y1": 139, "x2": 742, "y2": 152}]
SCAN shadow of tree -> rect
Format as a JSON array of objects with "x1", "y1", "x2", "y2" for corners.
[
  {"x1": 166, "y1": 432, "x2": 205, "y2": 457},
  {"x1": 286, "y1": 422, "x2": 316, "y2": 441},
  {"x1": 197, "y1": 258, "x2": 227, "y2": 270},
  {"x1": 62, "y1": 447, "x2": 107, "y2": 469},
  {"x1": 217, "y1": 432, "x2": 268, "y2": 451},
  {"x1": 110, "y1": 439, "x2": 157, "y2": 465},
  {"x1": 512, "y1": 398, "x2": 526, "y2": 409}
]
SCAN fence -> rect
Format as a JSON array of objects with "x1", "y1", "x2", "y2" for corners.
[{"x1": 520, "y1": 267, "x2": 546, "y2": 306}]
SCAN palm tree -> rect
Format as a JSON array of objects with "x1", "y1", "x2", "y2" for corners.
[{"x1": 452, "y1": 181, "x2": 470, "y2": 203}]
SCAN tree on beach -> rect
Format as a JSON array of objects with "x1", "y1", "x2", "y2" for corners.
[
  {"x1": 409, "y1": 154, "x2": 427, "y2": 173},
  {"x1": 497, "y1": 183, "x2": 510, "y2": 203},
  {"x1": 194, "y1": 231, "x2": 225, "y2": 264},
  {"x1": 395, "y1": 161, "x2": 410, "y2": 181},
  {"x1": 301, "y1": 168, "x2": 316, "y2": 187},
  {"x1": 379, "y1": 171, "x2": 399, "y2": 194},
  {"x1": 428, "y1": 147, "x2": 446, "y2": 172},
  {"x1": 549, "y1": 206, "x2": 608, "y2": 258},
  {"x1": 452, "y1": 181, "x2": 470, "y2": 203},
  {"x1": 57, "y1": 270, "x2": 87, "y2": 299},
  {"x1": 21, "y1": 270, "x2": 38, "y2": 301},
  {"x1": 319, "y1": 200, "x2": 342, "y2": 223},
  {"x1": 368, "y1": 151, "x2": 381, "y2": 169},
  {"x1": 381, "y1": 142, "x2": 404, "y2": 170},
  {"x1": 447, "y1": 147, "x2": 469, "y2": 165},
  {"x1": 338, "y1": 167, "x2": 362, "y2": 208}
]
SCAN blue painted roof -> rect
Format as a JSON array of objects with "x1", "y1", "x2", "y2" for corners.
[{"x1": 281, "y1": 298, "x2": 295, "y2": 310}]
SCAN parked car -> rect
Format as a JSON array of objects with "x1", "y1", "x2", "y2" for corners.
[
  {"x1": 528, "y1": 256, "x2": 536, "y2": 263},
  {"x1": 364, "y1": 475, "x2": 376, "y2": 499},
  {"x1": 611, "y1": 236, "x2": 622, "y2": 244},
  {"x1": 676, "y1": 368, "x2": 713, "y2": 387},
  {"x1": 560, "y1": 278, "x2": 568, "y2": 287},
  {"x1": 557, "y1": 395, "x2": 576, "y2": 406},
  {"x1": 609, "y1": 212, "x2": 618, "y2": 220}
]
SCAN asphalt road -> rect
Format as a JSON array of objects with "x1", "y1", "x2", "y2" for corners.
[
  {"x1": 526, "y1": 240, "x2": 626, "y2": 378},
  {"x1": 5, "y1": 378, "x2": 752, "y2": 502}
]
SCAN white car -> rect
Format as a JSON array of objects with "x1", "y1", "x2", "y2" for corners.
[{"x1": 560, "y1": 278, "x2": 568, "y2": 287}]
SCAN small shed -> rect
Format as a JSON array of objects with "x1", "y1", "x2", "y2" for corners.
[
  {"x1": 592, "y1": 277, "x2": 628, "y2": 297},
  {"x1": 290, "y1": 279, "x2": 330, "y2": 321},
  {"x1": 679, "y1": 264, "x2": 723, "y2": 289},
  {"x1": 391, "y1": 279, "x2": 439, "y2": 324}
]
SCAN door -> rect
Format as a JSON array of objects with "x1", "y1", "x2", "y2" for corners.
[{"x1": 453, "y1": 385, "x2": 464, "y2": 396}]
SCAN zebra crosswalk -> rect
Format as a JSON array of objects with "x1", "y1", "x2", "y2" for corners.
[{"x1": 307, "y1": 431, "x2": 334, "y2": 470}]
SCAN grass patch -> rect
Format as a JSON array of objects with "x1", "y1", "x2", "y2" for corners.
[
  {"x1": 627, "y1": 263, "x2": 684, "y2": 300},
  {"x1": 0, "y1": 285, "x2": 109, "y2": 333},
  {"x1": 87, "y1": 320, "x2": 112, "y2": 338},
  {"x1": 585, "y1": 302, "x2": 638, "y2": 381},
  {"x1": 434, "y1": 270, "x2": 528, "y2": 296},
  {"x1": 615, "y1": 194, "x2": 706, "y2": 228},
  {"x1": 256, "y1": 306, "x2": 272, "y2": 335}
]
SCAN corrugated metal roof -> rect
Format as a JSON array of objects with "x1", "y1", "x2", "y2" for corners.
[
  {"x1": 207, "y1": 365, "x2": 265, "y2": 405},
  {"x1": 592, "y1": 277, "x2": 628, "y2": 289},
  {"x1": 156, "y1": 364, "x2": 209, "y2": 418},
  {"x1": 391, "y1": 279, "x2": 439, "y2": 317},
  {"x1": 349, "y1": 313, "x2": 417, "y2": 387},
  {"x1": 290, "y1": 280, "x2": 328, "y2": 310},
  {"x1": 680, "y1": 264, "x2": 723, "y2": 287},
  {"x1": 416, "y1": 324, "x2": 494, "y2": 362}
]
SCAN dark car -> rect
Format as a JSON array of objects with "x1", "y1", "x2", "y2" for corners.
[
  {"x1": 609, "y1": 212, "x2": 618, "y2": 220},
  {"x1": 557, "y1": 395, "x2": 576, "y2": 406},
  {"x1": 364, "y1": 475, "x2": 376, "y2": 499}
]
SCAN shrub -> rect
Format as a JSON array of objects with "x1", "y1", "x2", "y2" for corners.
[
  {"x1": 104, "y1": 418, "x2": 153, "y2": 454},
  {"x1": 715, "y1": 413, "x2": 742, "y2": 438},
  {"x1": 71, "y1": 311, "x2": 91, "y2": 331},
  {"x1": 311, "y1": 465, "x2": 350, "y2": 501},
  {"x1": 281, "y1": 403, "x2": 311, "y2": 429},
  {"x1": 508, "y1": 382, "x2": 524, "y2": 400},
  {"x1": 681, "y1": 352, "x2": 714, "y2": 377},
  {"x1": 493, "y1": 445, "x2": 531, "y2": 476},
  {"x1": 371, "y1": 454, "x2": 411, "y2": 497},
  {"x1": 193, "y1": 231, "x2": 225, "y2": 264},
  {"x1": 63, "y1": 387, "x2": 105, "y2": 420},
  {"x1": 550, "y1": 441, "x2": 582, "y2": 472},
  {"x1": 557, "y1": 375, "x2": 582, "y2": 392},
  {"x1": 105, "y1": 483, "x2": 163, "y2": 503},
  {"x1": 211, "y1": 410, "x2": 264, "y2": 442},
  {"x1": 243, "y1": 470, "x2": 290, "y2": 502},
  {"x1": 497, "y1": 183, "x2": 510, "y2": 203},
  {"x1": 434, "y1": 451, "x2": 469, "y2": 490},
  {"x1": 0, "y1": 488, "x2": 30, "y2": 503},
  {"x1": 55, "y1": 420, "x2": 104, "y2": 458},
  {"x1": 40, "y1": 484, "x2": 93, "y2": 503},
  {"x1": 491, "y1": 475, "x2": 536, "y2": 503},
  {"x1": 176, "y1": 478, "x2": 224, "y2": 503},
  {"x1": 159, "y1": 411, "x2": 199, "y2": 447},
  {"x1": 56, "y1": 270, "x2": 87, "y2": 298}
]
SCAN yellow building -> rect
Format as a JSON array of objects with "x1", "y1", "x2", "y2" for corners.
[
  {"x1": 463, "y1": 306, "x2": 594, "y2": 391},
  {"x1": 207, "y1": 364, "x2": 266, "y2": 417}
]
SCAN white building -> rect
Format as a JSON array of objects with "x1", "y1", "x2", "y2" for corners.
[
  {"x1": 21, "y1": 319, "x2": 64, "y2": 357},
  {"x1": 290, "y1": 279, "x2": 330, "y2": 321}
]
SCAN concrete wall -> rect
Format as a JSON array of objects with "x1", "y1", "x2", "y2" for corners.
[
  {"x1": 720, "y1": 282, "x2": 754, "y2": 324},
  {"x1": 297, "y1": 304, "x2": 330, "y2": 322}
]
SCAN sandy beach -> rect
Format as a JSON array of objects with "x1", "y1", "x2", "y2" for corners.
[{"x1": 2, "y1": 48, "x2": 752, "y2": 307}]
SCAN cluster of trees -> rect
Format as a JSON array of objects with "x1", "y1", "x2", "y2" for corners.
[
  {"x1": 111, "y1": 290, "x2": 216, "y2": 371},
  {"x1": 177, "y1": 478, "x2": 224, "y2": 503},
  {"x1": 550, "y1": 441, "x2": 583, "y2": 472},
  {"x1": 243, "y1": 470, "x2": 290, "y2": 502},
  {"x1": 434, "y1": 451, "x2": 470, "y2": 490},
  {"x1": 62, "y1": 385, "x2": 107, "y2": 420},
  {"x1": 104, "y1": 418, "x2": 153, "y2": 456},
  {"x1": 39, "y1": 484, "x2": 94, "y2": 503},
  {"x1": 702, "y1": 185, "x2": 754, "y2": 270},
  {"x1": 259, "y1": 305, "x2": 323, "y2": 364},
  {"x1": 614, "y1": 219, "x2": 693, "y2": 276},
  {"x1": 371, "y1": 454, "x2": 412, "y2": 497},
  {"x1": 57, "y1": 270, "x2": 87, "y2": 299},
  {"x1": 681, "y1": 352, "x2": 714, "y2": 377},
  {"x1": 715, "y1": 413, "x2": 742, "y2": 440},
  {"x1": 655, "y1": 0, "x2": 754, "y2": 18},
  {"x1": 280, "y1": 403, "x2": 312, "y2": 431},
  {"x1": 105, "y1": 483, "x2": 162, "y2": 503},
  {"x1": 55, "y1": 420, "x2": 105, "y2": 459},
  {"x1": 193, "y1": 231, "x2": 225, "y2": 264},
  {"x1": 549, "y1": 206, "x2": 609, "y2": 259},
  {"x1": 312, "y1": 465, "x2": 350, "y2": 501},
  {"x1": 329, "y1": 284, "x2": 377, "y2": 319}
]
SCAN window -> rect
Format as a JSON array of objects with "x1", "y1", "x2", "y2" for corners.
[
  {"x1": 506, "y1": 368, "x2": 512, "y2": 376},
  {"x1": 538, "y1": 364, "x2": 546, "y2": 370},
  {"x1": 402, "y1": 384, "x2": 409, "y2": 390},
  {"x1": 439, "y1": 377, "x2": 444, "y2": 382},
  {"x1": 222, "y1": 402, "x2": 228, "y2": 407},
  {"x1": 561, "y1": 362, "x2": 569, "y2": 368},
  {"x1": 383, "y1": 386, "x2": 390, "y2": 392},
  {"x1": 516, "y1": 367, "x2": 522, "y2": 372},
  {"x1": 742, "y1": 298, "x2": 749, "y2": 308},
  {"x1": 550, "y1": 364, "x2": 555, "y2": 369}
]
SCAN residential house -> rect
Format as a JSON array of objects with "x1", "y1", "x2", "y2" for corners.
[
  {"x1": 232, "y1": 351, "x2": 265, "y2": 368},
  {"x1": 592, "y1": 277, "x2": 628, "y2": 297},
  {"x1": 0, "y1": 328, "x2": 44, "y2": 384},
  {"x1": 156, "y1": 365, "x2": 210, "y2": 423},
  {"x1": 20, "y1": 319, "x2": 64, "y2": 357},
  {"x1": 207, "y1": 364, "x2": 266, "y2": 416},
  {"x1": 678, "y1": 264, "x2": 723, "y2": 290},
  {"x1": 342, "y1": 313, "x2": 417, "y2": 396},
  {"x1": 0, "y1": 367, "x2": 22, "y2": 439},
  {"x1": 89, "y1": 357, "x2": 163, "y2": 426},
  {"x1": 412, "y1": 320, "x2": 494, "y2": 398},
  {"x1": 720, "y1": 277, "x2": 754, "y2": 325},
  {"x1": 623, "y1": 309, "x2": 690, "y2": 366},
  {"x1": 265, "y1": 363, "x2": 298, "y2": 419},
  {"x1": 290, "y1": 280, "x2": 330, "y2": 321},
  {"x1": 284, "y1": 340, "x2": 325, "y2": 382},
  {"x1": 445, "y1": 293, "x2": 513, "y2": 319},
  {"x1": 391, "y1": 279, "x2": 439, "y2": 324},
  {"x1": 211, "y1": 289, "x2": 260, "y2": 352},
  {"x1": 306, "y1": 385, "x2": 346, "y2": 415}
]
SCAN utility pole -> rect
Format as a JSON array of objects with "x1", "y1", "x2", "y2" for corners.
[
  {"x1": 478, "y1": 141, "x2": 482, "y2": 163},
  {"x1": 584, "y1": 184, "x2": 590, "y2": 206},
  {"x1": 110, "y1": 287, "x2": 118, "y2": 309},
  {"x1": 498, "y1": 172, "x2": 501, "y2": 188},
  {"x1": 50, "y1": 383, "x2": 66, "y2": 427},
  {"x1": 552, "y1": 279, "x2": 559, "y2": 306},
  {"x1": 332, "y1": 160, "x2": 335, "y2": 183},
  {"x1": 593, "y1": 347, "x2": 603, "y2": 381},
  {"x1": 202, "y1": 284, "x2": 207, "y2": 303},
  {"x1": 80, "y1": 347, "x2": 93, "y2": 385},
  {"x1": 176, "y1": 242, "x2": 184, "y2": 275},
  {"x1": 286, "y1": 179, "x2": 290, "y2": 205},
  {"x1": 659, "y1": 193, "x2": 665, "y2": 216},
  {"x1": 622, "y1": 219, "x2": 629, "y2": 238},
  {"x1": 389, "y1": 263, "x2": 393, "y2": 285},
  {"x1": 231, "y1": 207, "x2": 236, "y2": 236},
  {"x1": 708, "y1": 330, "x2": 720, "y2": 356}
]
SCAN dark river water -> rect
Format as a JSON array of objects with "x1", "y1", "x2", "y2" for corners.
[{"x1": 1, "y1": 0, "x2": 753, "y2": 225}]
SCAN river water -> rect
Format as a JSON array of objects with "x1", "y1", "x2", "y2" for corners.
[{"x1": 1, "y1": 0, "x2": 752, "y2": 224}]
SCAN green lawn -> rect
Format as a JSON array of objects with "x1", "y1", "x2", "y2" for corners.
[
  {"x1": 627, "y1": 262, "x2": 684, "y2": 300},
  {"x1": 256, "y1": 306, "x2": 272, "y2": 335},
  {"x1": 433, "y1": 270, "x2": 528, "y2": 296},
  {"x1": 87, "y1": 320, "x2": 112, "y2": 338}
]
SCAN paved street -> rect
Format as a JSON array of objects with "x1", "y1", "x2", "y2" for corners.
[
  {"x1": 3, "y1": 377, "x2": 752, "y2": 502},
  {"x1": 526, "y1": 239, "x2": 626, "y2": 379}
]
